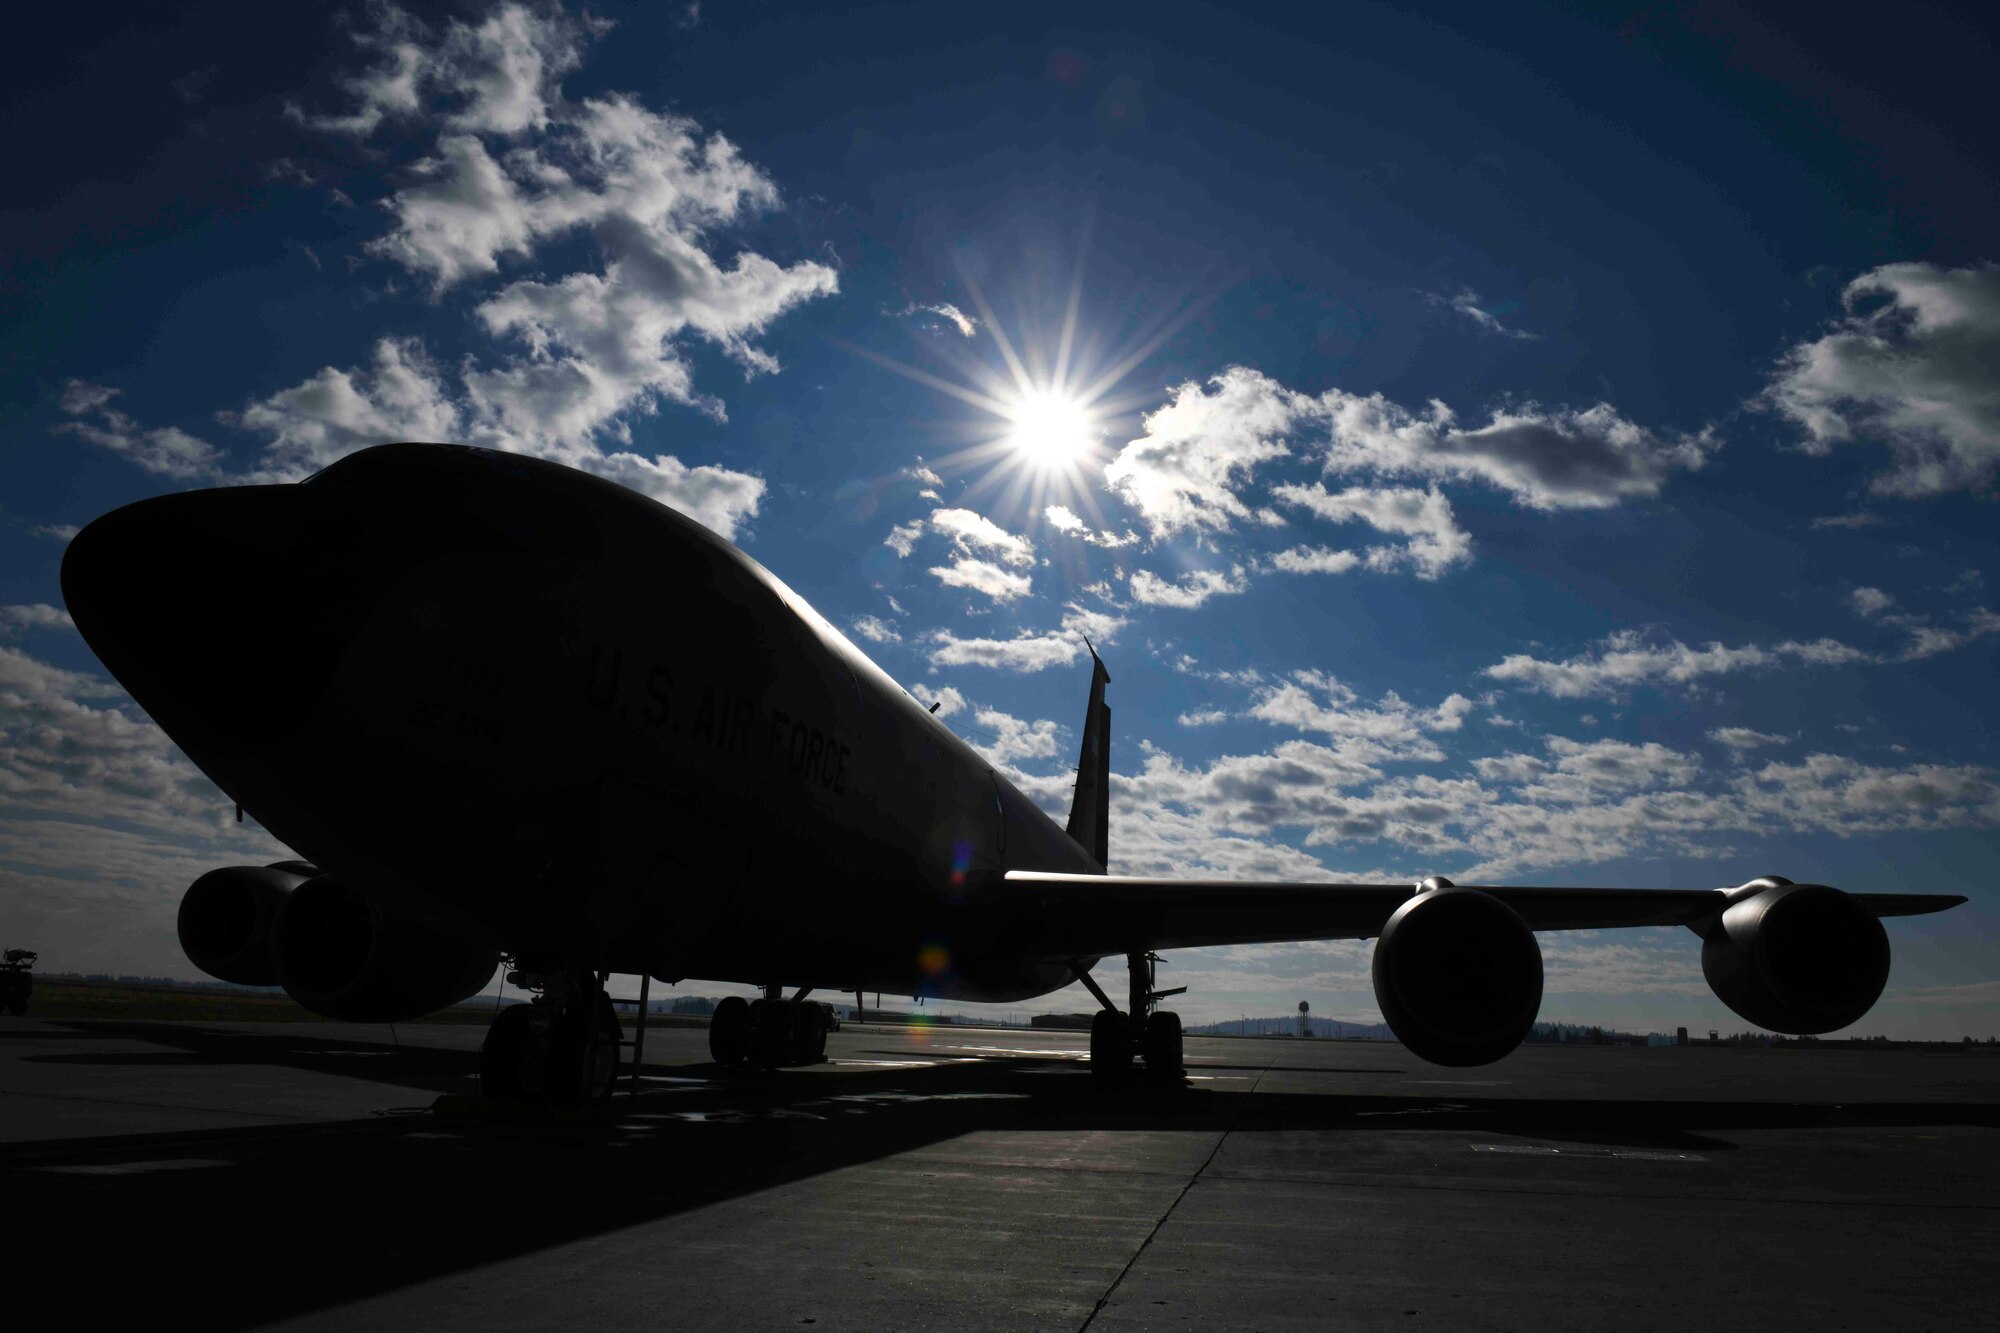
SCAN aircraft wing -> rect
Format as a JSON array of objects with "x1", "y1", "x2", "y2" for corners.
[{"x1": 1001, "y1": 870, "x2": 1967, "y2": 960}]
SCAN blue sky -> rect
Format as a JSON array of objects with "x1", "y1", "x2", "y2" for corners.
[{"x1": 3, "y1": 0, "x2": 1997, "y2": 1035}]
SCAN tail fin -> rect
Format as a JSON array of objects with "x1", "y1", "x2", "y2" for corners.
[{"x1": 1064, "y1": 643, "x2": 1112, "y2": 870}]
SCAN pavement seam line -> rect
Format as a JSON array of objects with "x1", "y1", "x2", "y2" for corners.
[{"x1": 1076, "y1": 1057, "x2": 1271, "y2": 1331}]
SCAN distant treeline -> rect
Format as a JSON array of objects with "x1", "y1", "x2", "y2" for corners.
[{"x1": 43, "y1": 972, "x2": 285, "y2": 993}]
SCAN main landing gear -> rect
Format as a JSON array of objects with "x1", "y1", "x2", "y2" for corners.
[
  {"x1": 478, "y1": 962, "x2": 623, "y2": 1101},
  {"x1": 1076, "y1": 951, "x2": 1185, "y2": 1083},
  {"x1": 708, "y1": 985, "x2": 830, "y2": 1068}
]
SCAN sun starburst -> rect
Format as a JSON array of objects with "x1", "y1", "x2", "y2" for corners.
[{"x1": 841, "y1": 252, "x2": 1217, "y2": 534}]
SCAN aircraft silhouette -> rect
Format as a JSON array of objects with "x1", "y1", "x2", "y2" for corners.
[{"x1": 61, "y1": 443, "x2": 1965, "y2": 1098}]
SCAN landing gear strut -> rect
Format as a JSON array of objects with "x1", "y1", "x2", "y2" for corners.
[
  {"x1": 478, "y1": 962, "x2": 622, "y2": 1100},
  {"x1": 1075, "y1": 951, "x2": 1185, "y2": 1082},
  {"x1": 707, "y1": 985, "x2": 829, "y2": 1068}
]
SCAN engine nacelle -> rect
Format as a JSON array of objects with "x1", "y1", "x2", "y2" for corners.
[
  {"x1": 1701, "y1": 879, "x2": 1889, "y2": 1034},
  {"x1": 271, "y1": 876, "x2": 499, "y2": 1022},
  {"x1": 1372, "y1": 885, "x2": 1544, "y2": 1066},
  {"x1": 177, "y1": 861, "x2": 320, "y2": 986}
]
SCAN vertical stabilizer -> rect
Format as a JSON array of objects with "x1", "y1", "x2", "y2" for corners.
[{"x1": 1065, "y1": 644, "x2": 1112, "y2": 870}]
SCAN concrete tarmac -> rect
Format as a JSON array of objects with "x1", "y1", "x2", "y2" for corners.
[{"x1": 4, "y1": 1015, "x2": 1998, "y2": 1330}]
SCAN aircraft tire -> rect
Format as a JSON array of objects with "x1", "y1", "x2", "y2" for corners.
[
  {"x1": 795, "y1": 1004, "x2": 828, "y2": 1064},
  {"x1": 750, "y1": 998, "x2": 794, "y2": 1067},
  {"x1": 479, "y1": 1003, "x2": 542, "y2": 1098},
  {"x1": 1089, "y1": 1010, "x2": 1130, "y2": 1079},
  {"x1": 1142, "y1": 1010, "x2": 1184, "y2": 1078},
  {"x1": 546, "y1": 997, "x2": 621, "y2": 1101},
  {"x1": 708, "y1": 995, "x2": 752, "y2": 1065}
]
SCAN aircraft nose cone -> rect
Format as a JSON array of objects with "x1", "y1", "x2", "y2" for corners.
[{"x1": 63, "y1": 486, "x2": 358, "y2": 758}]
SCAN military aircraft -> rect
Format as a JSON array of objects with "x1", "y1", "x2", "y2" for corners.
[{"x1": 61, "y1": 442, "x2": 1966, "y2": 1098}]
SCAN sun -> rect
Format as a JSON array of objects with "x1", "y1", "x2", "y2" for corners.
[
  {"x1": 836, "y1": 244, "x2": 1216, "y2": 524},
  {"x1": 1003, "y1": 389, "x2": 1097, "y2": 469}
]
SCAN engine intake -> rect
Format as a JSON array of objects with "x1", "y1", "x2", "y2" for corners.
[
  {"x1": 1372, "y1": 886, "x2": 1543, "y2": 1067},
  {"x1": 1701, "y1": 879, "x2": 1889, "y2": 1033},
  {"x1": 271, "y1": 876, "x2": 498, "y2": 1022},
  {"x1": 177, "y1": 861, "x2": 320, "y2": 986}
]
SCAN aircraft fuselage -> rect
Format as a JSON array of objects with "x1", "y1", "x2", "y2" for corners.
[{"x1": 63, "y1": 444, "x2": 1100, "y2": 1003}]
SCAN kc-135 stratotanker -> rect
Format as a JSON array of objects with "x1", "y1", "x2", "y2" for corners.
[{"x1": 61, "y1": 443, "x2": 1966, "y2": 1098}]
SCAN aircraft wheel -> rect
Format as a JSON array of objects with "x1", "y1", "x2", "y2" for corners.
[
  {"x1": 1089, "y1": 1010, "x2": 1130, "y2": 1079},
  {"x1": 795, "y1": 1004, "x2": 828, "y2": 1064},
  {"x1": 1142, "y1": 1010, "x2": 1184, "y2": 1078},
  {"x1": 479, "y1": 1003, "x2": 544, "y2": 1098},
  {"x1": 751, "y1": 998, "x2": 794, "y2": 1067},
  {"x1": 709, "y1": 995, "x2": 752, "y2": 1065},
  {"x1": 548, "y1": 997, "x2": 621, "y2": 1101}
]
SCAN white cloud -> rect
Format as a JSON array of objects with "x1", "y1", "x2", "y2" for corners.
[
  {"x1": 900, "y1": 302, "x2": 977, "y2": 337},
  {"x1": 0, "y1": 642, "x2": 295, "y2": 979},
  {"x1": 927, "y1": 604, "x2": 1128, "y2": 674},
  {"x1": 54, "y1": 381, "x2": 222, "y2": 480},
  {"x1": 1178, "y1": 708, "x2": 1229, "y2": 727},
  {"x1": 0, "y1": 604, "x2": 76, "y2": 633},
  {"x1": 1710, "y1": 726, "x2": 1790, "y2": 751},
  {"x1": 928, "y1": 508, "x2": 1034, "y2": 566},
  {"x1": 1430, "y1": 287, "x2": 1540, "y2": 341},
  {"x1": 296, "y1": 2, "x2": 597, "y2": 140},
  {"x1": 1245, "y1": 672, "x2": 1471, "y2": 758},
  {"x1": 1044, "y1": 504, "x2": 1086, "y2": 533},
  {"x1": 1761, "y1": 262, "x2": 2000, "y2": 496},
  {"x1": 850, "y1": 615, "x2": 901, "y2": 644},
  {"x1": 1102, "y1": 366, "x2": 1705, "y2": 547},
  {"x1": 1895, "y1": 607, "x2": 2000, "y2": 661},
  {"x1": 1128, "y1": 566, "x2": 1249, "y2": 609},
  {"x1": 0, "y1": 644, "x2": 281, "y2": 844},
  {"x1": 1269, "y1": 545, "x2": 1362, "y2": 575},
  {"x1": 929, "y1": 631, "x2": 1082, "y2": 674},
  {"x1": 1484, "y1": 629, "x2": 1872, "y2": 699},
  {"x1": 884, "y1": 520, "x2": 925, "y2": 557},
  {"x1": 968, "y1": 706, "x2": 1062, "y2": 766},
  {"x1": 172, "y1": 0, "x2": 831, "y2": 539},
  {"x1": 1850, "y1": 586, "x2": 1895, "y2": 617},
  {"x1": 1318, "y1": 393, "x2": 1713, "y2": 511},
  {"x1": 906, "y1": 684, "x2": 966, "y2": 717},
  {"x1": 1811, "y1": 511, "x2": 1882, "y2": 530},
  {"x1": 1271, "y1": 483, "x2": 1471, "y2": 578},
  {"x1": 31, "y1": 524, "x2": 81, "y2": 543},
  {"x1": 230, "y1": 337, "x2": 464, "y2": 478},
  {"x1": 1103, "y1": 366, "x2": 1301, "y2": 538},
  {"x1": 577, "y1": 452, "x2": 766, "y2": 539},
  {"x1": 1523, "y1": 736, "x2": 1703, "y2": 799},
  {"x1": 929, "y1": 557, "x2": 1033, "y2": 603}
]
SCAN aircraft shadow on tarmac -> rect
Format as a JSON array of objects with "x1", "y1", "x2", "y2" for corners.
[
  {"x1": 22, "y1": 1020, "x2": 484, "y2": 1098},
  {"x1": 10, "y1": 1021, "x2": 2000, "y2": 1329}
]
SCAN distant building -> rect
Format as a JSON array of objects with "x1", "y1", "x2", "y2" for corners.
[{"x1": 1031, "y1": 1013, "x2": 1097, "y2": 1030}]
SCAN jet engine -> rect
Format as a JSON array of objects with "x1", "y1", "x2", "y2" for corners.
[
  {"x1": 271, "y1": 875, "x2": 499, "y2": 1022},
  {"x1": 1700, "y1": 878, "x2": 1889, "y2": 1033},
  {"x1": 1372, "y1": 883, "x2": 1544, "y2": 1067},
  {"x1": 177, "y1": 861, "x2": 321, "y2": 986}
]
